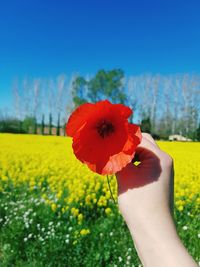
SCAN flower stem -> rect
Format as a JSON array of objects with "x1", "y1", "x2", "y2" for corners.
[{"x1": 106, "y1": 175, "x2": 116, "y2": 204}]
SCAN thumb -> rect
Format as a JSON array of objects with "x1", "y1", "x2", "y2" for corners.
[
  {"x1": 116, "y1": 135, "x2": 161, "y2": 186},
  {"x1": 134, "y1": 134, "x2": 160, "y2": 162}
]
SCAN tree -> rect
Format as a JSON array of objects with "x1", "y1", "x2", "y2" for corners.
[
  {"x1": 72, "y1": 69, "x2": 126, "y2": 107},
  {"x1": 22, "y1": 116, "x2": 36, "y2": 133},
  {"x1": 0, "y1": 118, "x2": 25, "y2": 133},
  {"x1": 56, "y1": 113, "x2": 60, "y2": 136},
  {"x1": 179, "y1": 74, "x2": 200, "y2": 138},
  {"x1": 41, "y1": 114, "x2": 45, "y2": 135},
  {"x1": 196, "y1": 123, "x2": 200, "y2": 141},
  {"x1": 72, "y1": 76, "x2": 88, "y2": 107},
  {"x1": 126, "y1": 76, "x2": 139, "y2": 123},
  {"x1": 140, "y1": 116, "x2": 152, "y2": 134},
  {"x1": 49, "y1": 113, "x2": 52, "y2": 135},
  {"x1": 33, "y1": 117, "x2": 37, "y2": 134},
  {"x1": 150, "y1": 75, "x2": 160, "y2": 132},
  {"x1": 13, "y1": 79, "x2": 22, "y2": 131},
  {"x1": 33, "y1": 79, "x2": 40, "y2": 119},
  {"x1": 56, "y1": 75, "x2": 66, "y2": 134}
]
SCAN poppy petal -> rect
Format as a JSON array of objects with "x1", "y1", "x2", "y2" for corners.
[
  {"x1": 100, "y1": 125, "x2": 142, "y2": 175},
  {"x1": 72, "y1": 122, "x2": 127, "y2": 166},
  {"x1": 92, "y1": 100, "x2": 132, "y2": 121},
  {"x1": 66, "y1": 103, "x2": 95, "y2": 137},
  {"x1": 101, "y1": 151, "x2": 135, "y2": 175},
  {"x1": 128, "y1": 124, "x2": 142, "y2": 146},
  {"x1": 112, "y1": 104, "x2": 132, "y2": 119}
]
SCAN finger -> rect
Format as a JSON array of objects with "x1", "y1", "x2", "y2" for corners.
[
  {"x1": 135, "y1": 135, "x2": 161, "y2": 161},
  {"x1": 141, "y1": 132, "x2": 160, "y2": 148},
  {"x1": 117, "y1": 136, "x2": 161, "y2": 178}
]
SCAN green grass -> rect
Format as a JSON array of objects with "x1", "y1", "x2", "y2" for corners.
[{"x1": 0, "y1": 185, "x2": 199, "y2": 267}]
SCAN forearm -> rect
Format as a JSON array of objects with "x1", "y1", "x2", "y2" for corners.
[{"x1": 128, "y1": 210, "x2": 198, "y2": 267}]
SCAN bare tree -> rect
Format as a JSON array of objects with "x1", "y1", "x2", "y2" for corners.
[
  {"x1": 134, "y1": 74, "x2": 153, "y2": 127},
  {"x1": 22, "y1": 77, "x2": 31, "y2": 118},
  {"x1": 56, "y1": 75, "x2": 65, "y2": 114},
  {"x1": 65, "y1": 73, "x2": 78, "y2": 120},
  {"x1": 190, "y1": 75, "x2": 200, "y2": 135},
  {"x1": 162, "y1": 76, "x2": 172, "y2": 134},
  {"x1": 13, "y1": 79, "x2": 21, "y2": 120},
  {"x1": 150, "y1": 74, "x2": 160, "y2": 132},
  {"x1": 33, "y1": 79, "x2": 40, "y2": 118},
  {"x1": 126, "y1": 76, "x2": 139, "y2": 122}
]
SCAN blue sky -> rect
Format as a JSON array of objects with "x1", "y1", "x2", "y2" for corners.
[{"x1": 1, "y1": 0, "x2": 200, "y2": 111}]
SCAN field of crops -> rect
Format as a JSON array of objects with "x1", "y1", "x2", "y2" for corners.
[{"x1": 0, "y1": 134, "x2": 199, "y2": 267}]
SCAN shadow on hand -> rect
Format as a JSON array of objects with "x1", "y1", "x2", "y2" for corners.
[{"x1": 117, "y1": 148, "x2": 162, "y2": 195}]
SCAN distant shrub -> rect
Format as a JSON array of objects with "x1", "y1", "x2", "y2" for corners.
[{"x1": 0, "y1": 119, "x2": 25, "y2": 133}]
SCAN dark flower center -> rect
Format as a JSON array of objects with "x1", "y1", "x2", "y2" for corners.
[{"x1": 96, "y1": 120, "x2": 114, "y2": 138}]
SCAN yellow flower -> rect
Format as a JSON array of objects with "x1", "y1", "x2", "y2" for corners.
[
  {"x1": 56, "y1": 191, "x2": 62, "y2": 199},
  {"x1": 105, "y1": 207, "x2": 112, "y2": 215},
  {"x1": 1, "y1": 175, "x2": 8, "y2": 182},
  {"x1": 78, "y1": 213, "x2": 83, "y2": 224},
  {"x1": 71, "y1": 207, "x2": 79, "y2": 217},
  {"x1": 97, "y1": 196, "x2": 107, "y2": 207},
  {"x1": 178, "y1": 205, "x2": 184, "y2": 211},
  {"x1": 93, "y1": 198, "x2": 97, "y2": 204},
  {"x1": 85, "y1": 195, "x2": 91, "y2": 205},
  {"x1": 80, "y1": 229, "x2": 90, "y2": 236},
  {"x1": 51, "y1": 203, "x2": 57, "y2": 212}
]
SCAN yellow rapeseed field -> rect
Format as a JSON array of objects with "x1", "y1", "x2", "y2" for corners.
[{"x1": 0, "y1": 133, "x2": 199, "y2": 218}]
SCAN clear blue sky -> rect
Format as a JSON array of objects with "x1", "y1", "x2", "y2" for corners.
[{"x1": 1, "y1": 0, "x2": 200, "y2": 111}]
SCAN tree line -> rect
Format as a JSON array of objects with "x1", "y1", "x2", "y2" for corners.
[{"x1": 0, "y1": 69, "x2": 200, "y2": 140}]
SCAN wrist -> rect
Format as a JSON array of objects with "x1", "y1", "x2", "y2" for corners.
[
  {"x1": 128, "y1": 210, "x2": 197, "y2": 267},
  {"x1": 128, "y1": 208, "x2": 178, "y2": 246}
]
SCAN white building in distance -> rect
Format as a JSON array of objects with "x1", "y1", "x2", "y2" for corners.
[{"x1": 169, "y1": 134, "x2": 192, "y2": 141}]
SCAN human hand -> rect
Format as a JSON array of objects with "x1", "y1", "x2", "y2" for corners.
[
  {"x1": 116, "y1": 133, "x2": 197, "y2": 267},
  {"x1": 116, "y1": 132, "x2": 174, "y2": 229}
]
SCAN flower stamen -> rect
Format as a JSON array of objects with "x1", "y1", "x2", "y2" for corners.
[{"x1": 96, "y1": 120, "x2": 114, "y2": 138}]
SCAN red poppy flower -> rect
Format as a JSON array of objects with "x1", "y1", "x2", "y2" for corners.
[{"x1": 66, "y1": 100, "x2": 142, "y2": 175}]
